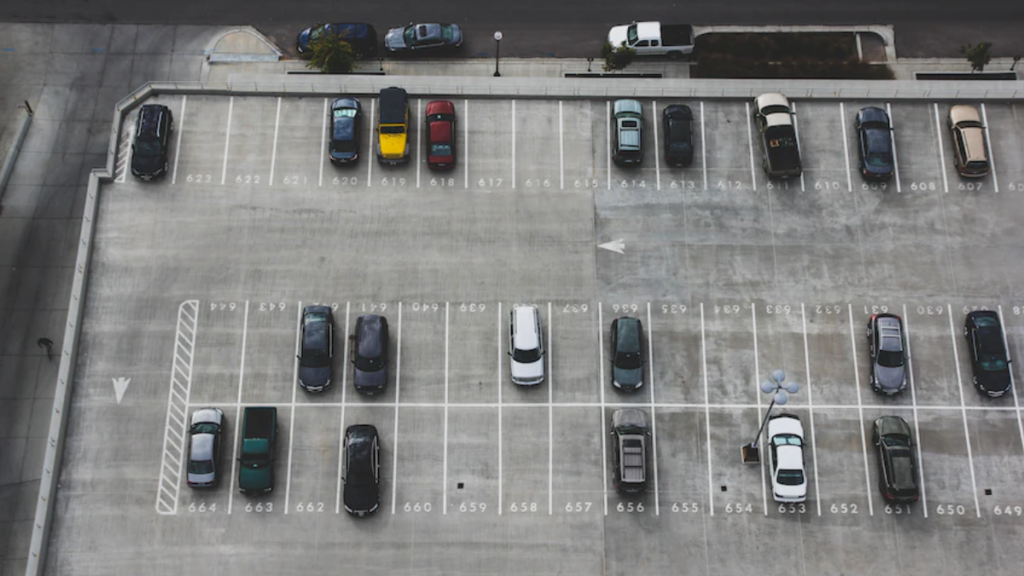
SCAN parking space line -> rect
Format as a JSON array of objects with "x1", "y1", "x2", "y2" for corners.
[
  {"x1": 886, "y1": 103, "x2": 902, "y2": 193},
  {"x1": 511, "y1": 101, "x2": 516, "y2": 189},
  {"x1": 652, "y1": 100, "x2": 661, "y2": 191},
  {"x1": 847, "y1": 304, "x2": 874, "y2": 515},
  {"x1": 284, "y1": 300, "x2": 301, "y2": 514},
  {"x1": 463, "y1": 99, "x2": 469, "y2": 189},
  {"x1": 220, "y1": 96, "x2": 234, "y2": 186},
  {"x1": 946, "y1": 304, "x2": 981, "y2": 517},
  {"x1": 840, "y1": 103, "x2": 853, "y2": 192},
  {"x1": 559, "y1": 101, "x2": 564, "y2": 190},
  {"x1": 745, "y1": 102, "x2": 757, "y2": 192},
  {"x1": 791, "y1": 102, "x2": 806, "y2": 192},
  {"x1": 171, "y1": 95, "x2": 186, "y2": 184},
  {"x1": 997, "y1": 305, "x2": 1024, "y2": 456},
  {"x1": 752, "y1": 304, "x2": 768, "y2": 515},
  {"x1": 391, "y1": 302, "x2": 403, "y2": 514},
  {"x1": 700, "y1": 102, "x2": 708, "y2": 192},
  {"x1": 801, "y1": 303, "x2": 821, "y2": 515},
  {"x1": 269, "y1": 97, "x2": 281, "y2": 186},
  {"x1": 548, "y1": 303, "x2": 554, "y2": 514},
  {"x1": 647, "y1": 303, "x2": 660, "y2": 515},
  {"x1": 319, "y1": 98, "x2": 327, "y2": 188},
  {"x1": 606, "y1": 101, "x2": 612, "y2": 191},
  {"x1": 700, "y1": 303, "x2": 713, "y2": 515},
  {"x1": 337, "y1": 301, "x2": 350, "y2": 514},
  {"x1": 443, "y1": 302, "x2": 450, "y2": 514},
  {"x1": 498, "y1": 303, "x2": 503, "y2": 515},
  {"x1": 599, "y1": 303, "x2": 608, "y2": 515},
  {"x1": 980, "y1": 104, "x2": 999, "y2": 192},
  {"x1": 417, "y1": 98, "x2": 422, "y2": 189},
  {"x1": 227, "y1": 300, "x2": 249, "y2": 515},
  {"x1": 155, "y1": 300, "x2": 199, "y2": 515},
  {"x1": 902, "y1": 305, "x2": 928, "y2": 517},
  {"x1": 367, "y1": 98, "x2": 375, "y2": 188},
  {"x1": 933, "y1": 104, "x2": 949, "y2": 193}
]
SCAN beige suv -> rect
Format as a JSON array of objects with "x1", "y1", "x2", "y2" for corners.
[{"x1": 948, "y1": 105, "x2": 989, "y2": 177}]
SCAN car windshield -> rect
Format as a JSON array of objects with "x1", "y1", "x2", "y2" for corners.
[
  {"x1": 135, "y1": 139, "x2": 161, "y2": 157},
  {"x1": 981, "y1": 356, "x2": 1008, "y2": 371},
  {"x1": 191, "y1": 422, "x2": 219, "y2": 435},
  {"x1": 866, "y1": 152, "x2": 891, "y2": 167},
  {"x1": 355, "y1": 354, "x2": 384, "y2": 372},
  {"x1": 627, "y1": 25, "x2": 638, "y2": 44},
  {"x1": 334, "y1": 108, "x2": 357, "y2": 118},
  {"x1": 615, "y1": 351, "x2": 642, "y2": 370},
  {"x1": 772, "y1": 434, "x2": 802, "y2": 447},
  {"x1": 777, "y1": 469, "x2": 804, "y2": 485},
  {"x1": 380, "y1": 125, "x2": 405, "y2": 134},
  {"x1": 513, "y1": 347, "x2": 541, "y2": 363},
  {"x1": 188, "y1": 459, "x2": 214, "y2": 474},
  {"x1": 958, "y1": 120, "x2": 983, "y2": 129},
  {"x1": 877, "y1": 349, "x2": 904, "y2": 367},
  {"x1": 761, "y1": 105, "x2": 790, "y2": 116},
  {"x1": 430, "y1": 143, "x2": 453, "y2": 156}
]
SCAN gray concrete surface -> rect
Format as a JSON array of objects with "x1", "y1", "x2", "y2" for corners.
[{"x1": 43, "y1": 86, "x2": 1024, "y2": 576}]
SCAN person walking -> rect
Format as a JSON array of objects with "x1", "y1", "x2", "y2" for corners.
[{"x1": 37, "y1": 337, "x2": 53, "y2": 361}]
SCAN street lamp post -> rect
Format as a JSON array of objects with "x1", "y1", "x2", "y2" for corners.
[
  {"x1": 493, "y1": 31, "x2": 503, "y2": 77},
  {"x1": 741, "y1": 369, "x2": 800, "y2": 464}
]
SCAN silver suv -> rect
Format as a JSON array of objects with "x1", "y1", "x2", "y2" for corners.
[
  {"x1": 612, "y1": 99, "x2": 644, "y2": 166},
  {"x1": 509, "y1": 305, "x2": 544, "y2": 385}
]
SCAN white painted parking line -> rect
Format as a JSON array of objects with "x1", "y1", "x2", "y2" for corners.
[
  {"x1": 318, "y1": 98, "x2": 327, "y2": 188},
  {"x1": 155, "y1": 300, "x2": 199, "y2": 515},
  {"x1": 791, "y1": 102, "x2": 806, "y2": 192},
  {"x1": 647, "y1": 303, "x2": 660, "y2": 515},
  {"x1": 652, "y1": 100, "x2": 661, "y2": 191},
  {"x1": 700, "y1": 102, "x2": 708, "y2": 192},
  {"x1": 227, "y1": 300, "x2": 249, "y2": 515},
  {"x1": 390, "y1": 302, "x2": 403, "y2": 514},
  {"x1": 443, "y1": 302, "x2": 450, "y2": 514},
  {"x1": 269, "y1": 97, "x2": 281, "y2": 186},
  {"x1": 980, "y1": 103, "x2": 999, "y2": 192},
  {"x1": 933, "y1": 103, "x2": 949, "y2": 193},
  {"x1": 997, "y1": 305, "x2": 1024, "y2": 457},
  {"x1": 902, "y1": 305, "x2": 928, "y2": 517},
  {"x1": 220, "y1": 96, "x2": 234, "y2": 186},
  {"x1": 171, "y1": 95, "x2": 187, "y2": 185},
  {"x1": 284, "y1": 300, "x2": 301, "y2": 514},
  {"x1": 497, "y1": 302, "x2": 503, "y2": 515},
  {"x1": 598, "y1": 302, "x2": 608, "y2": 515},
  {"x1": 511, "y1": 101, "x2": 516, "y2": 189},
  {"x1": 700, "y1": 304, "x2": 713, "y2": 516},
  {"x1": 366, "y1": 98, "x2": 375, "y2": 188},
  {"x1": 752, "y1": 304, "x2": 768, "y2": 515},
  {"x1": 337, "y1": 301, "x2": 350, "y2": 514},
  {"x1": 847, "y1": 304, "x2": 874, "y2": 516},
  {"x1": 886, "y1": 103, "x2": 902, "y2": 193},
  {"x1": 745, "y1": 102, "x2": 757, "y2": 192},
  {"x1": 839, "y1": 103, "x2": 853, "y2": 192},
  {"x1": 606, "y1": 101, "x2": 612, "y2": 191},
  {"x1": 801, "y1": 303, "x2": 821, "y2": 515},
  {"x1": 946, "y1": 304, "x2": 981, "y2": 517},
  {"x1": 416, "y1": 98, "x2": 422, "y2": 189},
  {"x1": 548, "y1": 303, "x2": 555, "y2": 514},
  {"x1": 559, "y1": 101, "x2": 565, "y2": 190},
  {"x1": 463, "y1": 99, "x2": 469, "y2": 189}
]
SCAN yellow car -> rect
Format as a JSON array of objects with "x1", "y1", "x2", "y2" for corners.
[{"x1": 377, "y1": 87, "x2": 410, "y2": 165}]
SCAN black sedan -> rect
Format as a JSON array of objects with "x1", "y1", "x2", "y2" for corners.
[
  {"x1": 866, "y1": 313, "x2": 907, "y2": 395},
  {"x1": 964, "y1": 310, "x2": 1011, "y2": 397},
  {"x1": 855, "y1": 107, "x2": 894, "y2": 181},
  {"x1": 343, "y1": 424, "x2": 380, "y2": 517},
  {"x1": 662, "y1": 105, "x2": 694, "y2": 167},
  {"x1": 329, "y1": 98, "x2": 362, "y2": 165},
  {"x1": 873, "y1": 416, "x2": 920, "y2": 504},
  {"x1": 384, "y1": 23, "x2": 462, "y2": 53},
  {"x1": 298, "y1": 306, "x2": 334, "y2": 392}
]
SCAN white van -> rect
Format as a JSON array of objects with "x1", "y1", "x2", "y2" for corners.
[{"x1": 509, "y1": 305, "x2": 545, "y2": 386}]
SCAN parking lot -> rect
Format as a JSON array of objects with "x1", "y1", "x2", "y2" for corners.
[{"x1": 47, "y1": 93, "x2": 1024, "y2": 575}]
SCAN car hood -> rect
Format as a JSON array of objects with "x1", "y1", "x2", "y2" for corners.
[
  {"x1": 131, "y1": 152, "x2": 163, "y2": 173},
  {"x1": 384, "y1": 27, "x2": 407, "y2": 50},
  {"x1": 345, "y1": 481, "x2": 380, "y2": 513},
  {"x1": 355, "y1": 366, "x2": 386, "y2": 390},
  {"x1": 238, "y1": 465, "x2": 272, "y2": 490},
  {"x1": 331, "y1": 149, "x2": 357, "y2": 161},
  {"x1": 511, "y1": 358, "x2": 544, "y2": 382},
  {"x1": 978, "y1": 369, "x2": 1011, "y2": 393},
  {"x1": 874, "y1": 364, "x2": 906, "y2": 392},
  {"x1": 773, "y1": 479, "x2": 807, "y2": 499},
  {"x1": 607, "y1": 25, "x2": 629, "y2": 47},
  {"x1": 188, "y1": 469, "x2": 216, "y2": 485},
  {"x1": 613, "y1": 366, "x2": 643, "y2": 387},
  {"x1": 299, "y1": 365, "x2": 331, "y2": 389},
  {"x1": 379, "y1": 132, "x2": 407, "y2": 155}
]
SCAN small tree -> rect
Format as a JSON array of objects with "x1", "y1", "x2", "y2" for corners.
[
  {"x1": 602, "y1": 41, "x2": 636, "y2": 72},
  {"x1": 960, "y1": 42, "x2": 993, "y2": 73},
  {"x1": 307, "y1": 31, "x2": 357, "y2": 74}
]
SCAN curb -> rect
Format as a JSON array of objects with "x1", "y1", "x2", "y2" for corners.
[{"x1": 0, "y1": 103, "x2": 33, "y2": 202}]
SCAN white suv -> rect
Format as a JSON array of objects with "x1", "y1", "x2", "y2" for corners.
[
  {"x1": 768, "y1": 414, "x2": 807, "y2": 503},
  {"x1": 509, "y1": 305, "x2": 545, "y2": 385}
]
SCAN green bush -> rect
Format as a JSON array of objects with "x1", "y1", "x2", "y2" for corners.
[
  {"x1": 306, "y1": 32, "x2": 357, "y2": 74},
  {"x1": 601, "y1": 41, "x2": 636, "y2": 72},
  {"x1": 692, "y1": 54, "x2": 893, "y2": 80}
]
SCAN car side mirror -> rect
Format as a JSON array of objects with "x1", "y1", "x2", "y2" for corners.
[{"x1": 507, "y1": 351, "x2": 512, "y2": 356}]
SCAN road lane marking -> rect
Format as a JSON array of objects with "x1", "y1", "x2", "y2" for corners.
[
  {"x1": 391, "y1": 302, "x2": 403, "y2": 514},
  {"x1": 647, "y1": 302, "x2": 659, "y2": 515},
  {"x1": 980, "y1": 103, "x2": 999, "y2": 192},
  {"x1": 156, "y1": 299, "x2": 199, "y2": 515},
  {"x1": 227, "y1": 300, "x2": 249, "y2": 514},
  {"x1": 319, "y1": 98, "x2": 327, "y2": 188},
  {"x1": 367, "y1": 98, "x2": 375, "y2": 188},
  {"x1": 559, "y1": 101, "x2": 564, "y2": 190},
  {"x1": 598, "y1": 302, "x2": 608, "y2": 515},
  {"x1": 269, "y1": 97, "x2": 281, "y2": 186},
  {"x1": 284, "y1": 300, "x2": 300, "y2": 514},
  {"x1": 746, "y1": 102, "x2": 757, "y2": 191},
  {"x1": 752, "y1": 303, "x2": 768, "y2": 515},
  {"x1": 886, "y1": 103, "x2": 902, "y2": 193},
  {"x1": 220, "y1": 97, "x2": 233, "y2": 185},
  {"x1": 791, "y1": 102, "x2": 806, "y2": 192},
  {"x1": 933, "y1": 103, "x2": 949, "y2": 193},
  {"x1": 848, "y1": 304, "x2": 874, "y2": 516},
  {"x1": 802, "y1": 303, "x2": 822, "y2": 515},
  {"x1": 498, "y1": 302, "x2": 503, "y2": 515},
  {"x1": 902, "y1": 305, "x2": 928, "y2": 517},
  {"x1": 947, "y1": 304, "x2": 980, "y2": 517},
  {"x1": 652, "y1": 100, "x2": 661, "y2": 191},
  {"x1": 548, "y1": 302, "x2": 554, "y2": 515},
  {"x1": 840, "y1": 103, "x2": 853, "y2": 192},
  {"x1": 171, "y1": 95, "x2": 187, "y2": 184},
  {"x1": 701, "y1": 303, "x2": 713, "y2": 516},
  {"x1": 443, "y1": 302, "x2": 450, "y2": 513}
]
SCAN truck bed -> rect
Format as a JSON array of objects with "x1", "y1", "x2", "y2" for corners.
[
  {"x1": 660, "y1": 24, "x2": 693, "y2": 47},
  {"x1": 243, "y1": 407, "x2": 276, "y2": 439}
]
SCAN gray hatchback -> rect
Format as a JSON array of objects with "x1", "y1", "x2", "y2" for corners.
[
  {"x1": 867, "y1": 313, "x2": 907, "y2": 394},
  {"x1": 353, "y1": 315, "x2": 390, "y2": 394},
  {"x1": 187, "y1": 407, "x2": 224, "y2": 488},
  {"x1": 611, "y1": 317, "x2": 645, "y2": 391}
]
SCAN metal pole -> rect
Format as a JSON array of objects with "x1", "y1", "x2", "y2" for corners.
[
  {"x1": 749, "y1": 397, "x2": 777, "y2": 449},
  {"x1": 494, "y1": 38, "x2": 501, "y2": 77}
]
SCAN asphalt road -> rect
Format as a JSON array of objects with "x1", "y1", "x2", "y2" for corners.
[{"x1": 3, "y1": 0, "x2": 1024, "y2": 59}]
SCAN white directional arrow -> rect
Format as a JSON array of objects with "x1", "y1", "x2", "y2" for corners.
[
  {"x1": 598, "y1": 239, "x2": 625, "y2": 254},
  {"x1": 112, "y1": 377, "x2": 131, "y2": 404}
]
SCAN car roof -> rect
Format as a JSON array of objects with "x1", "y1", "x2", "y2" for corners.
[
  {"x1": 429, "y1": 119, "x2": 452, "y2": 143},
  {"x1": 513, "y1": 306, "x2": 539, "y2": 349},
  {"x1": 765, "y1": 113, "x2": 794, "y2": 128},
  {"x1": 333, "y1": 116, "x2": 355, "y2": 141},
  {"x1": 618, "y1": 123, "x2": 641, "y2": 149},
  {"x1": 615, "y1": 317, "x2": 642, "y2": 352},
  {"x1": 378, "y1": 87, "x2": 408, "y2": 123},
  {"x1": 357, "y1": 315, "x2": 384, "y2": 357},
  {"x1": 190, "y1": 433, "x2": 215, "y2": 461},
  {"x1": 775, "y1": 444, "x2": 803, "y2": 469}
]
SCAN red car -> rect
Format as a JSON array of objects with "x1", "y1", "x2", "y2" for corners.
[{"x1": 425, "y1": 100, "x2": 456, "y2": 170}]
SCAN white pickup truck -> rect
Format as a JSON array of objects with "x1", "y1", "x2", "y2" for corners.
[{"x1": 606, "y1": 21, "x2": 695, "y2": 59}]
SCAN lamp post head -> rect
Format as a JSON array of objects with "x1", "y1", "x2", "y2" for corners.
[
  {"x1": 783, "y1": 381, "x2": 800, "y2": 394},
  {"x1": 772, "y1": 369, "x2": 786, "y2": 384},
  {"x1": 774, "y1": 391, "x2": 789, "y2": 405},
  {"x1": 494, "y1": 31, "x2": 503, "y2": 42},
  {"x1": 760, "y1": 380, "x2": 776, "y2": 394}
]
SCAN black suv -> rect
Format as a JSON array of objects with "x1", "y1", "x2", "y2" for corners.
[
  {"x1": 611, "y1": 317, "x2": 644, "y2": 391},
  {"x1": 342, "y1": 424, "x2": 380, "y2": 517},
  {"x1": 873, "y1": 416, "x2": 920, "y2": 504},
  {"x1": 297, "y1": 306, "x2": 334, "y2": 392},
  {"x1": 611, "y1": 408, "x2": 648, "y2": 495},
  {"x1": 131, "y1": 104, "x2": 173, "y2": 180},
  {"x1": 662, "y1": 104, "x2": 694, "y2": 167},
  {"x1": 854, "y1": 106, "x2": 894, "y2": 181},
  {"x1": 964, "y1": 310, "x2": 1011, "y2": 397},
  {"x1": 353, "y1": 315, "x2": 389, "y2": 394}
]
